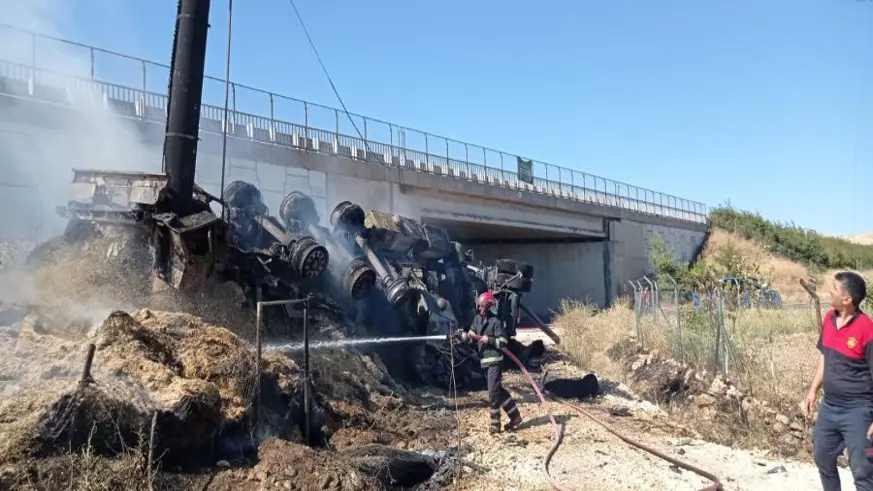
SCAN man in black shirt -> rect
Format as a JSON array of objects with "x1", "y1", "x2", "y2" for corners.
[
  {"x1": 456, "y1": 291, "x2": 523, "y2": 434},
  {"x1": 802, "y1": 271, "x2": 873, "y2": 491}
]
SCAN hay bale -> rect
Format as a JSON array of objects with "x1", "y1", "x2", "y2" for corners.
[
  {"x1": 0, "y1": 381, "x2": 148, "y2": 461},
  {"x1": 0, "y1": 314, "x2": 87, "y2": 391},
  {"x1": 97, "y1": 309, "x2": 257, "y2": 424},
  {"x1": 363, "y1": 210, "x2": 402, "y2": 231},
  {"x1": 0, "y1": 309, "x2": 262, "y2": 468},
  {"x1": 26, "y1": 233, "x2": 151, "y2": 307},
  {"x1": 0, "y1": 306, "x2": 415, "y2": 472}
]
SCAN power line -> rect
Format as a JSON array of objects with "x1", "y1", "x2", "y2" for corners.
[
  {"x1": 286, "y1": 0, "x2": 370, "y2": 152},
  {"x1": 851, "y1": 6, "x2": 873, "y2": 236}
]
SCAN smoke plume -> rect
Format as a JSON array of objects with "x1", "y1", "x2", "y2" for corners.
[
  {"x1": 0, "y1": 1, "x2": 153, "y2": 359},
  {"x1": 0, "y1": 0, "x2": 161, "y2": 244}
]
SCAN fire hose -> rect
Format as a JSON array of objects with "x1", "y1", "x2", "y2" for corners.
[{"x1": 458, "y1": 332, "x2": 722, "y2": 491}]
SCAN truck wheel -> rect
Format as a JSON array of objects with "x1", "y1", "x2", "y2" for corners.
[
  {"x1": 496, "y1": 292, "x2": 520, "y2": 337},
  {"x1": 495, "y1": 273, "x2": 532, "y2": 292},
  {"x1": 496, "y1": 259, "x2": 534, "y2": 279}
]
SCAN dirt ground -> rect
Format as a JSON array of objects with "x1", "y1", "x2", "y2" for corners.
[
  {"x1": 444, "y1": 346, "x2": 852, "y2": 491},
  {"x1": 204, "y1": 329, "x2": 856, "y2": 491},
  {"x1": 0, "y1": 241, "x2": 860, "y2": 491},
  {"x1": 0, "y1": 314, "x2": 859, "y2": 491}
]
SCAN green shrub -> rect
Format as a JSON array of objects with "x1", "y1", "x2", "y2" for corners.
[
  {"x1": 650, "y1": 233, "x2": 764, "y2": 292},
  {"x1": 708, "y1": 204, "x2": 873, "y2": 269}
]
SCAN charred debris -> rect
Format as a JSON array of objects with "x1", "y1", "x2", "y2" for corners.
[
  {"x1": 41, "y1": 173, "x2": 545, "y2": 387},
  {"x1": 23, "y1": 0, "x2": 553, "y2": 391}
]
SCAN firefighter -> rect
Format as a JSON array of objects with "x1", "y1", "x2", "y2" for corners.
[{"x1": 455, "y1": 291, "x2": 523, "y2": 434}]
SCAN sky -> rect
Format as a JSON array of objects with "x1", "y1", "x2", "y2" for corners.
[{"x1": 15, "y1": 0, "x2": 873, "y2": 237}]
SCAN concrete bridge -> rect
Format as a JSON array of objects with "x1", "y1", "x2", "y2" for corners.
[{"x1": 0, "y1": 33, "x2": 708, "y2": 316}]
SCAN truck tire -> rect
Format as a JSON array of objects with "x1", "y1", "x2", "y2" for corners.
[
  {"x1": 495, "y1": 273, "x2": 532, "y2": 293},
  {"x1": 497, "y1": 292, "x2": 520, "y2": 337},
  {"x1": 496, "y1": 259, "x2": 534, "y2": 279}
]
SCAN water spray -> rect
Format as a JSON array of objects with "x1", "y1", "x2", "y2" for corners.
[{"x1": 266, "y1": 334, "x2": 449, "y2": 353}]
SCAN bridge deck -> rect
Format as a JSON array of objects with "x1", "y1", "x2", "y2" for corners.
[{"x1": 0, "y1": 38, "x2": 706, "y2": 224}]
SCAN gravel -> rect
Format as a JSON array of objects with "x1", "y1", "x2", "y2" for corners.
[{"x1": 451, "y1": 353, "x2": 854, "y2": 491}]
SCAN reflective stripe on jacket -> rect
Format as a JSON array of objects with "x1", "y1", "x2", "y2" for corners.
[{"x1": 469, "y1": 312, "x2": 508, "y2": 367}]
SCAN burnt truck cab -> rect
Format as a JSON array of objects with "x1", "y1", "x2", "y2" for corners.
[
  {"x1": 49, "y1": 169, "x2": 227, "y2": 294},
  {"x1": 46, "y1": 171, "x2": 336, "y2": 319}
]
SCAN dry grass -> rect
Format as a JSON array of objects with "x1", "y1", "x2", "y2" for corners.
[
  {"x1": 556, "y1": 298, "x2": 636, "y2": 382},
  {"x1": 703, "y1": 229, "x2": 873, "y2": 304},
  {"x1": 707, "y1": 308, "x2": 820, "y2": 402},
  {"x1": 703, "y1": 229, "x2": 863, "y2": 303},
  {"x1": 557, "y1": 299, "x2": 825, "y2": 455},
  {"x1": 704, "y1": 229, "x2": 810, "y2": 303},
  {"x1": 0, "y1": 421, "x2": 157, "y2": 491},
  {"x1": 558, "y1": 299, "x2": 822, "y2": 397}
]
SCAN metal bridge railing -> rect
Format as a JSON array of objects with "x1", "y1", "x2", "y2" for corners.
[{"x1": 0, "y1": 22, "x2": 708, "y2": 224}]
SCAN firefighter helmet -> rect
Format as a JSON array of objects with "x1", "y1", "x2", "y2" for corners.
[{"x1": 476, "y1": 291, "x2": 496, "y2": 309}]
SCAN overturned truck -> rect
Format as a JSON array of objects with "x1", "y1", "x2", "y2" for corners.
[
  {"x1": 23, "y1": 0, "x2": 549, "y2": 388},
  {"x1": 34, "y1": 168, "x2": 551, "y2": 389}
]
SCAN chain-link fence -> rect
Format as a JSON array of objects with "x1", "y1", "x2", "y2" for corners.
[{"x1": 629, "y1": 275, "x2": 826, "y2": 389}]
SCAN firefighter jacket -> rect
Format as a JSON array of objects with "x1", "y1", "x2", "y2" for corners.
[{"x1": 469, "y1": 311, "x2": 509, "y2": 367}]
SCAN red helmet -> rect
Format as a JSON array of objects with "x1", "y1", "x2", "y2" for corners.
[{"x1": 476, "y1": 291, "x2": 496, "y2": 309}]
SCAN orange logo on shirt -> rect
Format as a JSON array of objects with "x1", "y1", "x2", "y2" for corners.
[{"x1": 848, "y1": 337, "x2": 858, "y2": 349}]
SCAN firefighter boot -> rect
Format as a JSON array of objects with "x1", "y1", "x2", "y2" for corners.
[
  {"x1": 489, "y1": 408, "x2": 501, "y2": 435},
  {"x1": 505, "y1": 412, "x2": 523, "y2": 432},
  {"x1": 502, "y1": 398, "x2": 523, "y2": 431}
]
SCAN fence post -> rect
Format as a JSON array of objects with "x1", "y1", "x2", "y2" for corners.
[
  {"x1": 630, "y1": 280, "x2": 642, "y2": 340},
  {"x1": 424, "y1": 133, "x2": 430, "y2": 168},
  {"x1": 334, "y1": 109, "x2": 339, "y2": 150},
  {"x1": 715, "y1": 287, "x2": 732, "y2": 376},
  {"x1": 642, "y1": 276, "x2": 655, "y2": 319},
  {"x1": 253, "y1": 286, "x2": 263, "y2": 431},
  {"x1": 303, "y1": 297, "x2": 311, "y2": 446},
  {"x1": 445, "y1": 139, "x2": 450, "y2": 170},
  {"x1": 714, "y1": 288, "x2": 723, "y2": 375},
  {"x1": 665, "y1": 274, "x2": 683, "y2": 363},
  {"x1": 401, "y1": 128, "x2": 407, "y2": 165},
  {"x1": 653, "y1": 278, "x2": 673, "y2": 326}
]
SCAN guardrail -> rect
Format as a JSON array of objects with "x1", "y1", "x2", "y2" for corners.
[{"x1": 0, "y1": 22, "x2": 708, "y2": 223}]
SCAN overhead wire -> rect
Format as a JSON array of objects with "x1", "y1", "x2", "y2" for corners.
[
  {"x1": 218, "y1": 0, "x2": 235, "y2": 219},
  {"x1": 285, "y1": 0, "x2": 371, "y2": 153},
  {"x1": 851, "y1": 6, "x2": 873, "y2": 238}
]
